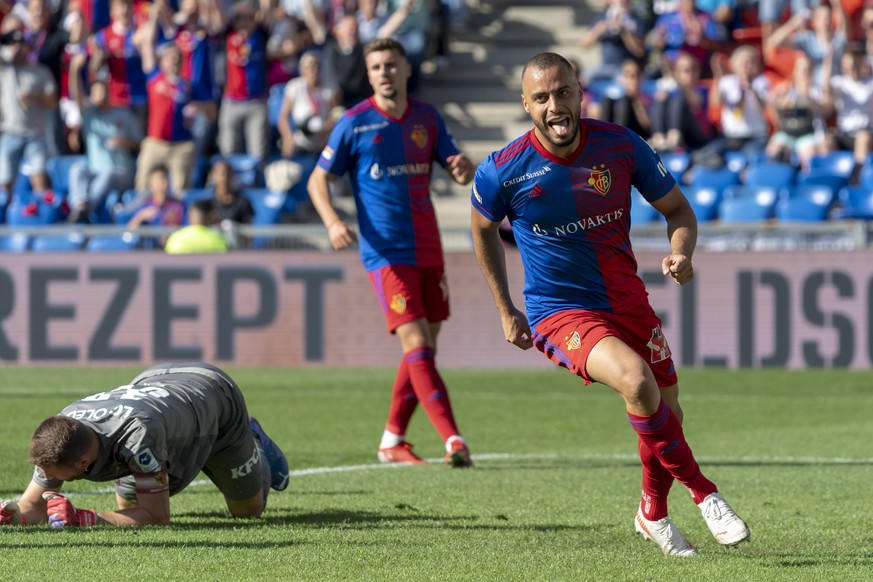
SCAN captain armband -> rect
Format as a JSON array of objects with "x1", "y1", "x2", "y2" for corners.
[{"x1": 134, "y1": 468, "x2": 170, "y2": 495}]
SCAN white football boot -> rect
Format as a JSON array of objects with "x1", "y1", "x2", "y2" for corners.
[
  {"x1": 698, "y1": 492, "x2": 751, "y2": 546},
  {"x1": 634, "y1": 507, "x2": 699, "y2": 557}
]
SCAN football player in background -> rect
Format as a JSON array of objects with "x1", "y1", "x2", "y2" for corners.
[
  {"x1": 470, "y1": 51, "x2": 750, "y2": 556},
  {"x1": 307, "y1": 38, "x2": 476, "y2": 468},
  {"x1": 0, "y1": 362, "x2": 289, "y2": 527}
]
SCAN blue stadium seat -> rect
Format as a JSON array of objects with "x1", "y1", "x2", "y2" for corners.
[
  {"x1": 660, "y1": 152, "x2": 691, "y2": 180},
  {"x1": 242, "y1": 188, "x2": 287, "y2": 226},
  {"x1": 719, "y1": 196, "x2": 775, "y2": 223},
  {"x1": 723, "y1": 184, "x2": 778, "y2": 203},
  {"x1": 86, "y1": 232, "x2": 142, "y2": 251},
  {"x1": 744, "y1": 161, "x2": 796, "y2": 189},
  {"x1": 775, "y1": 197, "x2": 829, "y2": 222},
  {"x1": 779, "y1": 184, "x2": 836, "y2": 208},
  {"x1": 182, "y1": 188, "x2": 215, "y2": 206},
  {"x1": 724, "y1": 150, "x2": 749, "y2": 174},
  {"x1": 586, "y1": 79, "x2": 625, "y2": 102},
  {"x1": 30, "y1": 231, "x2": 86, "y2": 252},
  {"x1": 47, "y1": 155, "x2": 88, "y2": 198},
  {"x1": 690, "y1": 166, "x2": 740, "y2": 191},
  {"x1": 684, "y1": 185, "x2": 721, "y2": 222},
  {"x1": 0, "y1": 232, "x2": 30, "y2": 252},
  {"x1": 837, "y1": 186, "x2": 873, "y2": 219},
  {"x1": 211, "y1": 154, "x2": 261, "y2": 188},
  {"x1": 807, "y1": 151, "x2": 855, "y2": 179},
  {"x1": 630, "y1": 188, "x2": 661, "y2": 226},
  {"x1": 795, "y1": 170, "x2": 848, "y2": 201}
]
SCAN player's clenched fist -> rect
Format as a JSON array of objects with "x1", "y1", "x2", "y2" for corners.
[
  {"x1": 0, "y1": 500, "x2": 23, "y2": 525},
  {"x1": 42, "y1": 492, "x2": 97, "y2": 528}
]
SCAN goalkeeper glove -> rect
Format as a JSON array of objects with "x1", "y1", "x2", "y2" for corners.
[
  {"x1": 0, "y1": 500, "x2": 25, "y2": 525},
  {"x1": 42, "y1": 493, "x2": 97, "y2": 528}
]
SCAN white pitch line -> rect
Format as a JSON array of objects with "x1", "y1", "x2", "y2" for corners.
[{"x1": 53, "y1": 451, "x2": 873, "y2": 498}]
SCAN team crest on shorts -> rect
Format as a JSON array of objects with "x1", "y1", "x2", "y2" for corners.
[
  {"x1": 587, "y1": 164, "x2": 611, "y2": 196},
  {"x1": 410, "y1": 125, "x2": 428, "y2": 149},
  {"x1": 565, "y1": 331, "x2": 582, "y2": 351},
  {"x1": 647, "y1": 326, "x2": 671, "y2": 363},
  {"x1": 390, "y1": 294, "x2": 407, "y2": 314}
]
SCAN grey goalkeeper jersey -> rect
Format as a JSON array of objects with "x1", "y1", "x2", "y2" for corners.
[{"x1": 33, "y1": 363, "x2": 247, "y2": 495}]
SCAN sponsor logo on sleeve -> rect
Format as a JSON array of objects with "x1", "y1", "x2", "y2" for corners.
[{"x1": 321, "y1": 146, "x2": 334, "y2": 161}]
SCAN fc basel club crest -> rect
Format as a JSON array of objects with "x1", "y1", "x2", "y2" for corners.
[
  {"x1": 588, "y1": 164, "x2": 611, "y2": 196},
  {"x1": 565, "y1": 331, "x2": 582, "y2": 351},
  {"x1": 390, "y1": 294, "x2": 407, "y2": 315},
  {"x1": 410, "y1": 125, "x2": 428, "y2": 149}
]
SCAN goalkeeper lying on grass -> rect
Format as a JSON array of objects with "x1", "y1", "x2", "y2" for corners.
[{"x1": 0, "y1": 363, "x2": 289, "y2": 527}]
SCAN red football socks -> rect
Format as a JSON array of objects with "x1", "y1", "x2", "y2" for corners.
[
  {"x1": 404, "y1": 346, "x2": 460, "y2": 442},
  {"x1": 384, "y1": 356, "x2": 418, "y2": 435},
  {"x1": 628, "y1": 399, "x2": 717, "y2": 505},
  {"x1": 638, "y1": 437, "x2": 673, "y2": 521}
]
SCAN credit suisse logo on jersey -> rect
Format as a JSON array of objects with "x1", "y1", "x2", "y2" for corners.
[{"x1": 502, "y1": 165, "x2": 551, "y2": 187}]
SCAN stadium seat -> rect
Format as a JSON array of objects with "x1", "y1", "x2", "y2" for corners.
[
  {"x1": 795, "y1": 171, "x2": 848, "y2": 200},
  {"x1": 660, "y1": 152, "x2": 691, "y2": 180},
  {"x1": 182, "y1": 188, "x2": 215, "y2": 206},
  {"x1": 684, "y1": 185, "x2": 721, "y2": 222},
  {"x1": 780, "y1": 184, "x2": 836, "y2": 208},
  {"x1": 744, "y1": 161, "x2": 796, "y2": 189},
  {"x1": 30, "y1": 231, "x2": 86, "y2": 252},
  {"x1": 723, "y1": 151, "x2": 749, "y2": 174},
  {"x1": 630, "y1": 187, "x2": 661, "y2": 226},
  {"x1": 242, "y1": 188, "x2": 287, "y2": 226},
  {"x1": 775, "y1": 197, "x2": 829, "y2": 222},
  {"x1": 837, "y1": 186, "x2": 873, "y2": 220},
  {"x1": 86, "y1": 232, "x2": 142, "y2": 251},
  {"x1": 689, "y1": 166, "x2": 740, "y2": 191},
  {"x1": 47, "y1": 155, "x2": 87, "y2": 198},
  {"x1": 586, "y1": 79, "x2": 625, "y2": 102},
  {"x1": 212, "y1": 154, "x2": 261, "y2": 188},
  {"x1": 719, "y1": 196, "x2": 775, "y2": 223},
  {"x1": 807, "y1": 151, "x2": 855, "y2": 179},
  {"x1": 0, "y1": 232, "x2": 30, "y2": 252}
]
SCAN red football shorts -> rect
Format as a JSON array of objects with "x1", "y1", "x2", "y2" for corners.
[
  {"x1": 368, "y1": 264, "x2": 450, "y2": 333},
  {"x1": 532, "y1": 302, "x2": 677, "y2": 387}
]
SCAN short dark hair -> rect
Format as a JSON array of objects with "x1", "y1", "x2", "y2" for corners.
[
  {"x1": 192, "y1": 198, "x2": 216, "y2": 216},
  {"x1": 28, "y1": 416, "x2": 94, "y2": 468},
  {"x1": 149, "y1": 164, "x2": 170, "y2": 178},
  {"x1": 521, "y1": 52, "x2": 576, "y2": 83},
  {"x1": 363, "y1": 37, "x2": 407, "y2": 60}
]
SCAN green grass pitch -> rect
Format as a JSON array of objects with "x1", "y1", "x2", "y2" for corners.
[{"x1": 0, "y1": 366, "x2": 871, "y2": 581}]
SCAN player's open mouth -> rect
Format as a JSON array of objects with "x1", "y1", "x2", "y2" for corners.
[{"x1": 548, "y1": 117, "x2": 570, "y2": 137}]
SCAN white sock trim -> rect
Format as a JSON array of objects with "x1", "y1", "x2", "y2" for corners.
[
  {"x1": 445, "y1": 435, "x2": 465, "y2": 452},
  {"x1": 379, "y1": 430, "x2": 404, "y2": 449}
]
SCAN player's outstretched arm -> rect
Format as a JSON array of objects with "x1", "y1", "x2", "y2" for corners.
[{"x1": 471, "y1": 208, "x2": 532, "y2": 349}]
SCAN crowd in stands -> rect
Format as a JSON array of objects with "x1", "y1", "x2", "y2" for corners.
[
  {"x1": 579, "y1": 0, "x2": 873, "y2": 224},
  {"x1": 0, "y1": 0, "x2": 462, "y2": 250}
]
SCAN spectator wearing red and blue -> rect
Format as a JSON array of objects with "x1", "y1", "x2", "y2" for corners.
[
  {"x1": 133, "y1": 0, "x2": 208, "y2": 194},
  {"x1": 90, "y1": 0, "x2": 147, "y2": 121},
  {"x1": 126, "y1": 164, "x2": 186, "y2": 234},
  {"x1": 217, "y1": 0, "x2": 272, "y2": 162},
  {"x1": 164, "y1": 0, "x2": 223, "y2": 183}
]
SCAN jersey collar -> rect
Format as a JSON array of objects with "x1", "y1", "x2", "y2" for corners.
[{"x1": 528, "y1": 120, "x2": 588, "y2": 165}]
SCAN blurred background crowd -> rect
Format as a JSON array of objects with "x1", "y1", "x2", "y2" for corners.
[
  {"x1": 0, "y1": 0, "x2": 464, "y2": 240},
  {"x1": 1, "y1": 0, "x2": 872, "y2": 246}
]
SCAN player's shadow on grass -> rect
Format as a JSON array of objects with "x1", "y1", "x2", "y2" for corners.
[{"x1": 168, "y1": 507, "x2": 613, "y2": 535}]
